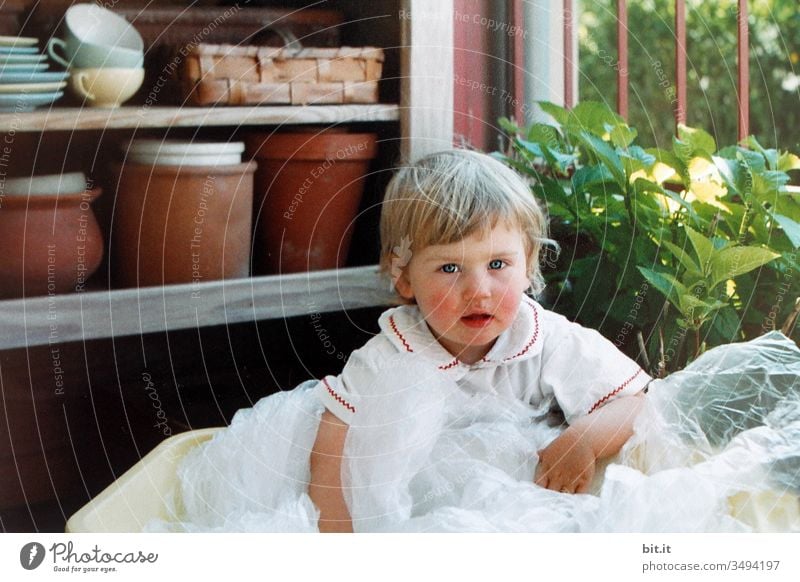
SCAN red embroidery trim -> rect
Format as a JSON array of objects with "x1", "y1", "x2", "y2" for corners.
[
  {"x1": 389, "y1": 315, "x2": 414, "y2": 353},
  {"x1": 323, "y1": 378, "x2": 356, "y2": 414},
  {"x1": 499, "y1": 301, "x2": 540, "y2": 362},
  {"x1": 587, "y1": 368, "x2": 644, "y2": 415},
  {"x1": 391, "y1": 299, "x2": 540, "y2": 369}
]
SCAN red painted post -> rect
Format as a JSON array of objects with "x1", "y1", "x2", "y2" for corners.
[
  {"x1": 564, "y1": 0, "x2": 574, "y2": 109},
  {"x1": 617, "y1": 0, "x2": 628, "y2": 119},
  {"x1": 675, "y1": 0, "x2": 687, "y2": 128},
  {"x1": 511, "y1": 0, "x2": 526, "y2": 123},
  {"x1": 737, "y1": 0, "x2": 750, "y2": 142}
]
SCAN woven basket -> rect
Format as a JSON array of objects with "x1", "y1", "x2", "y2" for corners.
[{"x1": 181, "y1": 43, "x2": 384, "y2": 106}]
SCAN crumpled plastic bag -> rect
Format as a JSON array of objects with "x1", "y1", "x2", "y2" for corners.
[
  {"x1": 147, "y1": 332, "x2": 800, "y2": 532},
  {"x1": 146, "y1": 381, "x2": 324, "y2": 532}
]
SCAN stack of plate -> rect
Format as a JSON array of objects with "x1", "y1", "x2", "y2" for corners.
[{"x1": 0, "y1": 36, "x2": 68, "y2": 112}]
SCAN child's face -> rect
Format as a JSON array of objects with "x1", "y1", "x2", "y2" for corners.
[{"x1": 395, "y1": 221, "x2": 531, "y2": 364}]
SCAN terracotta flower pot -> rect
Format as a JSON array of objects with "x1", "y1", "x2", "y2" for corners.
[
  {"x1": 112, "y1": 161, "x2": 256, "y2": 288},
  {"x1": 0, "y1": 187, "x2": 104, "y2": 298},
  {"x1": 246, "y1": 130, "x2": 378, "y2": 274}
]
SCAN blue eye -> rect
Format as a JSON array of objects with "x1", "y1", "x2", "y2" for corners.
[
  {"x1": 489, "y1": 259, "x2": 505, "y2": 270},
  {"x1": 441, "y1": 263, "x2": 459, "y2": 274}
]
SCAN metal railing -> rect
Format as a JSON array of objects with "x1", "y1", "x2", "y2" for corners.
[{"x1": 561, "y1": 0, "x2": 750, "y2": 140}]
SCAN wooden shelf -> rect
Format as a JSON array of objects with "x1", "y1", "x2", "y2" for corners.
[
  {"x1": 0, "y1": 266, "x2": 395, "y2": 350},
  {"x1": 0, "y1": 104, "x2": 400, "y2": 132}
]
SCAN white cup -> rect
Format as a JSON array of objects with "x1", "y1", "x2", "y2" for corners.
[{"x1": 46, "y1": 4, "x2": 143, "y2": 69}]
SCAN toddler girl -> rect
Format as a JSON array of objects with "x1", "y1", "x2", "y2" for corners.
[{"x1": 309, "y1": 149, "x2": 650, "y2": 532}]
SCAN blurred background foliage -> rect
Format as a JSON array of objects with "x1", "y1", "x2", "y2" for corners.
[{"x1": 579, "y1": 0, "x2": 800, "y2": 150}]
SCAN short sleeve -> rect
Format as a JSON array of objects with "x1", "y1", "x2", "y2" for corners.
[
  {"x1": 538, "y1": 310, "x2": 651, "y2": 424},
  {"x1": 314, "y1": 336, "x2": 424, "y2": 425}
]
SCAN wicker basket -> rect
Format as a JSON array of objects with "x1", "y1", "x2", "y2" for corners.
[{"x1": 181, "y1": 43, "x2": 384, "y2": 106}]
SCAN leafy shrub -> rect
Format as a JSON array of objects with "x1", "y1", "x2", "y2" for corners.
[{"x1": 497, "y1": 100, "x2": 800, "y2": 374}]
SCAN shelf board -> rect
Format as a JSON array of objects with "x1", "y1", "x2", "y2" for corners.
[
  {"x1": 0, "y1": 266, "x2": 395, "y2": 350},
  {"x1": 0, "y1": 104, "x2": 400, "y2": 132}
]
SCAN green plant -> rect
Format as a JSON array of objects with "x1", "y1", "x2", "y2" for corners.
[
  {"x1": 579, "y1": 0, "x2": 800, "y2": 150},
  {"x1": 496, "y1": 100, "x2": 800, "y2": 374}
]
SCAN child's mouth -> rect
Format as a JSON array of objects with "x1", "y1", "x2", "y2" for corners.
[{"x1": 461, "y1": 313, "x2": 494, "y2": 328}]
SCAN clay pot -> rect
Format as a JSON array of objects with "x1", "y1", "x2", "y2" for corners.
[
  {"x1": 0, "y1": 188, "x2": 104, "y2": 298},
  {"x1": 246, "y1": 130, "x2": 378, "y2": 274},
  {"x1": 112, "y1": 162, "x2": 256, "y2": 288}
]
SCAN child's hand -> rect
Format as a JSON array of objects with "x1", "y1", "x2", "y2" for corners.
[{"x1": 534, "y1": 428, "x2": 596, "y2": 494}]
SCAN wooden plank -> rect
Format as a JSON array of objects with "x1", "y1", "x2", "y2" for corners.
[
  {"x1": 400, "y1": 0, "x2": 454, "y2": 161},
  {"x1": 0, "y1": 104, "x2": 400, "y2": 133},
  {"x1": 0, "y1": 266, "x2": 395, "y2": 350}
]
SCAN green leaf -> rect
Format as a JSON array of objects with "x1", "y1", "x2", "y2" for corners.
[
  {"x1": 576, "y1": 131, "x2": 626, "y2": 187},
  {"x1": 745, "y1": 135, "x2": 779, "y2": 170},
  {"x1": 571, "y1": 165, "x2": 616, "y2": 195},
  {"x1": 751, "y1": 171, "x2": 790, "y2": 203},
  {"x1": 736, "y1": 148, "x2": 767, "y2": 173},
  {"x1": 674, "y1": 125, "x2": 717, "y2": 164},
  {"x1": 772, "y1": 213, "x2": 800, "y2": 248},
  {"x1": 712, "y1": 155, "x2": 741, "y2": 194},
  {"x1": 685, "y1": 226, "x2": 715, "y2": 273},
  {"x1": 526, "y1": 123, "x2": 562, "y2": 147},
  {"x1": 498, "y1": 116, "x2": 521, "y2": 136},
  {"x1": 637, "y1": 266, "x2": 687, "y2": 308},
  {"x1": 709, "y1": 306, "x2": 742, "y2": 343},
  {"x1": 566, "y1": 101, "x2": 624, "y2": 136},
  {"x1": 660, "y1": 240, "x2": 701, "y2": 274},
  {"x1": 708, "y1": 246, "x2": 780, "y2": 289},
  {"x1": 609, "y1": 124, "x2": 638, "y2": 148},
  {"x1": 491, "y1": 152, "x2": 540, "y2": 179},
  {"x1": 537, "y1": 101, "x2": 569, "y2": 126}
]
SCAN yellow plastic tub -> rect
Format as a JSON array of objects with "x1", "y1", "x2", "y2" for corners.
[{"x1": 66, "y1": 428, "x2": 222, "y2": 533}]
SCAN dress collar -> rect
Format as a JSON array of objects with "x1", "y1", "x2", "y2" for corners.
[{"x1": 377, "y1": 294, "x2": 543, "y2": 376}]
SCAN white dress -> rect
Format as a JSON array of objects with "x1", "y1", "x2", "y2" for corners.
[{"x1": 145, "y1": 296, "x2": 800, "y2": 532}]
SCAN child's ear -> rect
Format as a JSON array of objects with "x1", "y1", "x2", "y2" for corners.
[{"x1": 393, "y1": 267, "x2": 414, "y2": 300}]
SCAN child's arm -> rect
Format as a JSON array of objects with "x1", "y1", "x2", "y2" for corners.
[
  {"x1": 534, "y1": 391, "x2": 645, "y2": 493},
  {"x1": 309, "y1": 410, "x2": 353, "y2": 532}
]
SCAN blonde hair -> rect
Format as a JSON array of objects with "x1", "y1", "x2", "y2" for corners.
[{"x1": 379, "y1": 149, "x2": 551, "y2": 301}]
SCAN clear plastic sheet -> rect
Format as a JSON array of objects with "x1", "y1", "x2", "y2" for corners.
[{"x1": 146, "y1": 332, "x2": 800, "y2": 532}]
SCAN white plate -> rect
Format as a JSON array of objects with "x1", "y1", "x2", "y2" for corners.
[
  {"x1": 0, "y1": 71, "x2": 70, "y2": 84},
  {"x1": 0, "y1": 81, "x2": 67, "y2": 93},
  {"x1": 127, "y1": 139, "x2": 245, "y2": 156},
  {"x1": 3, "y1": 172, "x2": 87, "y2": 195},
  {"x1": 0, "y1": 46, "x2": 39, "y2": 55},
  {"x1": 0, "y1": 54, "x2": 47, "y2": 64},
  {"x1": 0, "y1": 91, "x2": 63, "y2": 112},
  {"x1": 0, "y1": 63, "x2": 48, "y2": 73},
  {"x1": 0, "y1": 36, "x2": 38, "y2": 47}
]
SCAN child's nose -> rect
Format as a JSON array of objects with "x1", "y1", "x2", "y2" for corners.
[{"x1": 462, "y1": 271, "x2": 492, "y2": 300}]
